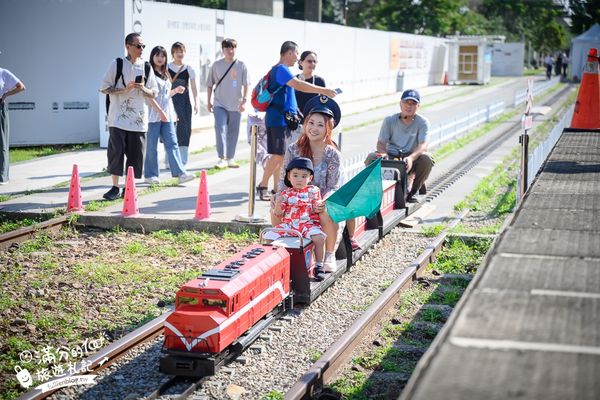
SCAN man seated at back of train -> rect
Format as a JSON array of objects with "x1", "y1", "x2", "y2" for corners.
[{"x1": 365, "y1": 89, "x2": 434, "y2": 203}]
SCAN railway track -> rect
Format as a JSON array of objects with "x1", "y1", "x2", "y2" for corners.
[
  {"x1": 0, "y1": 215, "x2": 70, "y2": 251},
  {"x1": 13, "y1": 83, "x2": 574, "y2": 400}
]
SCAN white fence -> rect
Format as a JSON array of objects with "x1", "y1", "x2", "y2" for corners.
[
  {"x1": 526, "y1": 104, "x2": 575, "y2": 188},
  {"x1": 342, "y1": 100, "x2": 506, "y2": 178},
  {"x1": 513, "y1": 78, "x2": 557, "y2": 107}
]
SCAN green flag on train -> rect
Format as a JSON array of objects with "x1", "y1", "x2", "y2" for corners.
[{"x1": 326, "y1": 158, "x2": 383, "y2": 223}]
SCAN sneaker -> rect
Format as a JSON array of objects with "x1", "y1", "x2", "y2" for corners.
[
  {"x1": 178, "y1": 172, "x2": 195, "y2": 184},
  {"x1": 313, "y1": 265, "x2": 325, "y2": 282},
  {"x1": 323, "y1": 253, "x2": 337, "y2": 272},
  {"x1": 215, "y1": 159, "x2": 228, "y2": 169},
  {"x1": 145, "y1": 177, "x2": 160, "y2": 185},
  {"x1": 227, "y1": 159, "x2": 240, "y2": 168},
  {"x1": 350, "y1": 238, "x2": 362, "y2": 251},
  {"x1": 102, "y1": 186, "x2": 120, "y2": 201}
]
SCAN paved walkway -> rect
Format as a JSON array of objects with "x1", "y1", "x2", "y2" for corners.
[{"x1": 0, "y1": 76, "x2": 552, "y2": 226}]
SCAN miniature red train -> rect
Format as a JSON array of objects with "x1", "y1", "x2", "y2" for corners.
[{"x1": 160, "y1": 159, "x2": 414, "y2": 377}]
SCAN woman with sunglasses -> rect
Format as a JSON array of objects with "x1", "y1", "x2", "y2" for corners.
[
  {"x1": 293, "y1": 51, "x2": 325, "y2": 142},
  {"x1": 168, "y1": 42, "x2": 198, "y2": 166},
  {"x1": 145, "y1": 46, "x2": 195, "y2": 185}
]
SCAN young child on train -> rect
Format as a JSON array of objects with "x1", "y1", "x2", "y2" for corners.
[{"x1": 263, "y1": 157, "x2": 327, "y2": 281}]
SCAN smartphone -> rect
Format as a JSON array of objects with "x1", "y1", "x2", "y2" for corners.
[
  {"x1": 135, "y1": 75, "x2": 143, "y2": 84},
  {"x1": 335, "y1": 88, "x2": 343, "y2": 94}
]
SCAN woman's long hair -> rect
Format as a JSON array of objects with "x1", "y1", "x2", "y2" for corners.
[
  {"x1": 296, "y1": 112, "x2": 337, "y2": 159},
  {"x1": 150, "y1": 46, "x2": 170, "y2": 81}
]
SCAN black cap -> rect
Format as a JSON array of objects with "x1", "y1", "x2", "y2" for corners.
[
  {"x1": 302, "y1": 95, "x2": 341, "y2": 128},
  {"x1": 284, "y1": 157, "x2": 314, "y2": 187}
]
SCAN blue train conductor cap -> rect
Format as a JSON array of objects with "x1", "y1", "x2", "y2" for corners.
[
  {"x1": 401, "y1": 89, "x2": 421, "y2": 104},
  {"x1": 284, "y1": 157, "x2": 314, "y2": 187},
  {"x1": 303, "y1": 95, "x2": 341, "y2": 128}
]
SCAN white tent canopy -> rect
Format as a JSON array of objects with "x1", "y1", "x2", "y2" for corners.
[{"x1": 570, "y1": 23, "x2": 600, "y2": 81}]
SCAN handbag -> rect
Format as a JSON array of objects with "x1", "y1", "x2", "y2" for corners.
[{"x1": 284, "y1": 111, "x2": 301, "y2": 131}]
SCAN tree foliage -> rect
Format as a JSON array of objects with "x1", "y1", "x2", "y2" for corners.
[{"x1": 569, "y1": 0, "x2": 600, "y2": 35}]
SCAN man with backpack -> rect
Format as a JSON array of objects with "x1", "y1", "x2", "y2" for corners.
[
  {"x1": 206, "y1": 38, "x2": 249, "y2": 169},
  {"x1": 256, "y1": 40, "x2": 337, "y2": 201},
  {"x1": 100, "y1": 32, "x2": 157, "y2": 201}
]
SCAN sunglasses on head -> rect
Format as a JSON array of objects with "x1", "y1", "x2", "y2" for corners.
[{"x1": 129, "y1": 43, "x2": 146, "y2": 49}]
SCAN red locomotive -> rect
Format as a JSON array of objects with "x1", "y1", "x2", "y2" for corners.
[{"x1": 160, "y1": 159, "x2": 414, "y2": 377}]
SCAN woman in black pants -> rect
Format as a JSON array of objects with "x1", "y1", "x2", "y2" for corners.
[{"x1": 168, "y1": 41, "x2": 198, "y2": 166}]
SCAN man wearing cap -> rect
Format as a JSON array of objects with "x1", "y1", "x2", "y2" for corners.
[
  {"x1": 0, "y1": 61, "x2": 26, "y2": 185},
  {"x1": 367, "y1": 89, "x2": 433, "y2": 203},
  {"x1": 257, "y1": 40, "x2": 338, "y2": 201}
]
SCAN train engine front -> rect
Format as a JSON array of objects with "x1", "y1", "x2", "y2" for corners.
[{"x1": 160, "y1": 244, "x2": 290, "y2": 376}]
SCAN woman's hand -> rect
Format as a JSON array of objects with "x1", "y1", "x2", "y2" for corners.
[
  {"x1": 171, "y1": 86, "x2": 186, "y2": 96},
  {"x1": 159, "y1": 110, "x2": 168, "y2": 122},
  {"x1": 313, "y1": 199, "x2": 325, "y2": 213},
  {"x1": 272, "y1": 194, "x2": 284, "y2": 217}
]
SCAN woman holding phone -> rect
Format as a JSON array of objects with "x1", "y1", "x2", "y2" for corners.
[{"x1": 145, "y1": 46, "x2": 195, "y2": 185}]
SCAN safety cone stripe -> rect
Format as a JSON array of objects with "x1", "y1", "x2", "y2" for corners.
[
  {"x1": 122, "y1": 166, "x2": 140, "y2": 217},
  {"x1": 67, "y1": 164, "x2": 83, "y2": 213},
  {"x1": 570, "y1": 47, "x2": 600, "y2": 130},
  {"x1": 194, "y1": 170, "x2": 211, "y2": 220}
]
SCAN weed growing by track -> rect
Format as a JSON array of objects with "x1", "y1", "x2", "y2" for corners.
[
  {"x1": 328, "y1": 236, "x2": 490, "y2": 399},
  {"x1": 0, "y1": 226, "x2": 256, "y2": 399}
]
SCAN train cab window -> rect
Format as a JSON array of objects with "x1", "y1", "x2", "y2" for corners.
[{"x1": 201, "y1": 298, "x2": 228, "y2": 313}]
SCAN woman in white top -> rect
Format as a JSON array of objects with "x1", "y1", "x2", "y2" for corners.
[{"x1": 145, "y1": 46, "x2": 194, "y2": 184}]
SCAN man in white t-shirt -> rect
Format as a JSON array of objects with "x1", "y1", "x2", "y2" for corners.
[
  {"x1": 206, "y1": 38, "x2": 250, "y2": 169},
  {"x1": 0, "y1": 59, "x2": 26, "y2": 185},
  {"x1": 100, "y1": 33, "x2": 158, "y2": 200}
]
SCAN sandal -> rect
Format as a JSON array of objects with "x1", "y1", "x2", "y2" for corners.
[{"x1": 256, "y1": 186, "x2": 271, "y2": 201}]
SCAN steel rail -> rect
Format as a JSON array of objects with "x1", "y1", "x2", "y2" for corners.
[
  {"x1": 0, "y1": 214, "x2": 69, "y2": 250},
  {"x1": 285, "y1": 212, "x2": 468, "y2": 400},
  {"x1": 17, "y1": 313, "x2": 169, "y2": 400}
]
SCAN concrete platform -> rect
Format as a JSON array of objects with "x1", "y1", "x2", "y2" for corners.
[{"x1": 401, "y1": 130, "x2": 600, "y2": 400}]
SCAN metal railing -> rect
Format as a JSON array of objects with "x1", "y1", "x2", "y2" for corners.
[
  {"x1": 514, "y1": 78, "x2": 557, "y2": 107},
  {"x1": 526, "y1": 104, "x2": 575, "y2": 188}
]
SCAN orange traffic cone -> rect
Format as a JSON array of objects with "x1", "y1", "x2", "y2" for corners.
[
  {"x1": 67, "y1": 164, "x2": 83, "y2": 213},
  {"x1": 194, "y1": 170, "x2": 211, "y2": 220},
  {"x1": 570, "y1": 48, "x2": 600, "y2": 130},
  {"x1": 121, "y1": 166, "x2": 139, "y2": 217}
]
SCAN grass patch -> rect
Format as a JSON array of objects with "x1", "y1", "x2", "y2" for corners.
[
  {"x1": 0, "y1": 218, "x2": 42, "y2": 233},
  {"x1": 420, "y1": 224, "x2": 445, "y2": 238},
  {"x1": 330, "y1": 371, "x2": 371, "y2": 399},
  {"x1": 430, "y1": 236, "x2": 491, "y2": 274},
  {"x1": 308, "y1": 349, "x2": 323, "y2": 362},
  {"x1": 9, "y1": 143, "x2": 97, "y2": 163},
  {"x1": 454, "y1": 161, "x2": 517, "y2": 215},
  {"x1": 261, "y1": 391, "x2": 285, "y2": 400},
  {"x1": 433, "y1": 108, "x2": 519, "y2": 162}
]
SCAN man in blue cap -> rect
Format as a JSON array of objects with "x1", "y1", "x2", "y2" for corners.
[{"x1": 366, "y1": 89, "x2": 433, "y2": 202}]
